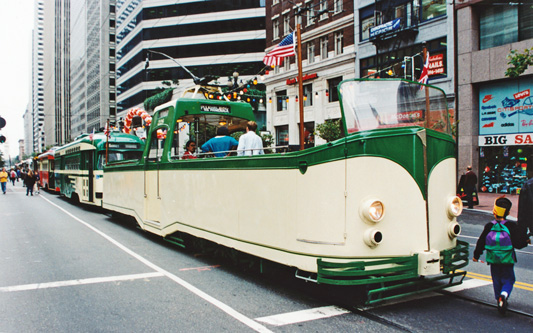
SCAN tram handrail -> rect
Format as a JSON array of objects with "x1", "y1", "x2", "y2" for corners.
[{"x1": 172, "y1": 145, "x2": 293, "y2": 160}]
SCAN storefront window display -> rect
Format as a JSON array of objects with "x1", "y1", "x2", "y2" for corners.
[{"x1": 479, "y1": 146, "x2": 529, "y2": 195}]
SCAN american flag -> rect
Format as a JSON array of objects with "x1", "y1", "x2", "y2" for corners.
[
  {"x1": 418, "y1": 52, "x2": 429, "y2": 88},
  {"x1": 263, "y1": 32, "x2": 296, "y2": 67}
]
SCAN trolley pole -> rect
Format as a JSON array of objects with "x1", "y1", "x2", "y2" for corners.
[{"x1": 296, "y1": 23, "x2": 305, "y2": 151}]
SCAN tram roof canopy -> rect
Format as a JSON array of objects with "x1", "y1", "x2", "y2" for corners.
[{"x1": 154, "y1": 98, "x2": 256, "y2": 132}]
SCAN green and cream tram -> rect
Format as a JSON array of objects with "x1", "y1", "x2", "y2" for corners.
[
  {"x1": 55, "y1": 132, "x2": 145, "y2": 206},
  {"x1": 103, "y1": 79, "x2": 469, "y2": 304}
]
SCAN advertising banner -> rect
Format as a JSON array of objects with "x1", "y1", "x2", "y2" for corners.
[{"x1": 479, "y1": 78, "x2": 533, "y2": 135}]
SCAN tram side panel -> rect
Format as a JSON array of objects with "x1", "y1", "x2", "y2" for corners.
[
  {"x1": 344, "y1": 156, "x2": 428, "y2": 256},
  {"x1": 428, "y1": 158, "x2": 459, "y2": 251}
]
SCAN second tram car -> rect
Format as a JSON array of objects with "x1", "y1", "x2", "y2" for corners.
[
  {"x1": 37, "y1": 148, "x2": 58, "y2": 192},
  {"x1": 102, "y1": 79, "x2": 469, "y2": 304},
  {"x1": 54, "y1": 132, "x2": 145, "y2": 206}
]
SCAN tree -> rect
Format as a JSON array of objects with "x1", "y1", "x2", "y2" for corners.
[
  {"x1": 505, "y1": 48, "x2": 533, "y2": 78},
  {"x1": 315, "y1": 119, "x2": 343, "y2": 143}
]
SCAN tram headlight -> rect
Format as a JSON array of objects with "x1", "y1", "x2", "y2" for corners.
[
  {"x1": 360, "y1": 199, "x2": 385, "y2": 223},
  {"x1": 447, "y1": 196, "x2": 463, "y2": 218}
]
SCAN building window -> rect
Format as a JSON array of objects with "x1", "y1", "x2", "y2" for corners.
[
  {"x1": 320, "y1": 36, "x2": 328, "y2": 60},
  {"x1": 328, "y1": 76, "x2": 343, "y2": 103},
  {"x1": 335, "y1": 31, "x2": 343, "y2": 55},
  {"x1": 284, "y1": 57, "x2": 290, "y2": 71},
  {"x1": 421, "y1": 0, "x2": 446, "y2": 22},
  {"x1": 276, "y1": 90, "x2": 287, "y2": 111},
  {"x1": 319, "y1": 0, "x2": 328, "y2": 20},
  {"x1": 361, "y1": 16, "x2": 374, "y2": 41},
  {"x1": 284, "y1": 14, "x2": 290, "y2": 35},
  {"x1": 303, "y1": 84, "x2": 313, "y2": 107},
  {"x1": 307, "y1": 5, "x2": 315, "y2": 26},
  {"x1": 276, "y1": 125, "x2": 289, "y2": 146},
  {"x1": 273, "y1": 20, "x2": 279, "y2": 40},
  {"x1": 307, "y1": 42, "x2": 315, "y2": 64},
  {"x1": 334, "y1": 0, "x2": 343, "y2": 14},
  {"x1": 480, "y1": 4, "x2": 533, "y2": 50}
]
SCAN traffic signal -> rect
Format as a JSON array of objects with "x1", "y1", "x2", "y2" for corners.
[
  {"x1": 0, "y1": 116, "x2": 5, "y2": 129},
  {"x1": 0, "y1": 135, "x2": 6, "y2": 143}
]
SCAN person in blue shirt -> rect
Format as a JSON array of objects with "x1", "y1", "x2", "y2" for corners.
[{"x1": 201, "y1": 126, "x2": 238, "y2": 158}]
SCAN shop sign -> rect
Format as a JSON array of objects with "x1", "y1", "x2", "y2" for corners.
[
  {"x1": 479, "y1": 133, "x2": 533, "y2": 146},
  {"x1": 369, "y1": 18, "x2": 401, "y2": 39},
  {"x1": 286, "y1": 73, "x2": 318, "y2": 85},
  {"x1": 428, "y1": 54, "x2": 444, "y2": 76},
  {"x1": 479, "y1": 78, "x2": 533, "y2": 135}
]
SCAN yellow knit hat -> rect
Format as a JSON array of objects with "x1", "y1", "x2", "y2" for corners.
[{"x1": 493, "y1": 196, "x2": 511, "y2": 218}]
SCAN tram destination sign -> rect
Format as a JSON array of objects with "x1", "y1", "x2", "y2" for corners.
[{"x1": 200, "y1": 104, "x2": 230, "y2": 114}]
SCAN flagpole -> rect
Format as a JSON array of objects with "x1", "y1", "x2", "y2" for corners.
[{"x1": 296, "y1": 24, "x2": 305, "y2": 150}]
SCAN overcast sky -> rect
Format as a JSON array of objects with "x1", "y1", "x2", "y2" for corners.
[{"x1": 0, "y1": 0, "x2": 33, "y2": 159}]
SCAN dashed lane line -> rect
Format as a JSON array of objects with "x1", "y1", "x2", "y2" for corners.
[
  {"x1": 255, "y1": 306, "x2": 350, "y2": 326},
  {"x1": 0, "y1": 272, "x2": 165, "y2": 292},
  {"x1": 38, "y1": 195, "x2": 274, "y2": 333}
]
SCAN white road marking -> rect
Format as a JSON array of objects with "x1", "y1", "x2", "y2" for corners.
[
  {"x1": 39, "y1": 195, "x2": 273, "y2": 333},
  {"x1": 0, "y1": 272, "x2": 164, "y2": 292},
  {"x1": 255, "y1": 305, "x2": 350, "y2": 326},
  {"x1": 443, "y1": 278, "x2": 492, "y2": 292}
]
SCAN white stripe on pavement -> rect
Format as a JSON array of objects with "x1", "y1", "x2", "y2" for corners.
[
  {"x1": 0, "y1": 272, "x2": 164, "y2": 292},
  {"x1": 39, "y1": 195, "x2": 274, "y2": 333},
  {"x1": 443, "y1": 278, "x2": 492, "y2": 292},
  {"x1": 255, "y1": 306, "x2": 350, "y2": 326}
]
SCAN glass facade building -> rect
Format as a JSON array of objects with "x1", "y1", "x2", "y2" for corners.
[{"x1": 116, "y1": 0, "x2": 266, "y2": 116}]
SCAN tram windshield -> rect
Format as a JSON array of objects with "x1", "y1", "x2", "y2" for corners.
[{"x1": 340, "y1": 80, "x2": 451, "y2": 135}]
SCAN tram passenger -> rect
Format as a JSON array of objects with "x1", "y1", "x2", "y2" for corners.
[
  {"x1": 201, "y1": 127, "x2": 238, "y2": 158},
  {"x1": 182, "y1": 140, "x2": 197, "y2": 160},
  {"x1": 237, "y1": 121, "x2": 264, "y2": 156},
  {"x1": 473, "y1": 196, "x2": 530, "y2": 315}
]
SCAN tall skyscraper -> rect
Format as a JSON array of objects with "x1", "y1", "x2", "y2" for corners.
[
  {"x1": 43, "y1": 0, "x2": 70, "y2": 146},
  {"x1": 70, "y1": 0, "x2": 117, "y2": 137},
  {"x1": 31, "y1": 0, "x2": 45, "y2": 153},
  {"x1": 115, "y1": 0, "x2": 266, "y2": 117}
]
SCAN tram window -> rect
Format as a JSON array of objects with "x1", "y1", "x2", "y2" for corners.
[
  {"x1": 98, "y1": 151, "x2": 143, "y2": 169},
  {"x1": 148, "y1": 129, "x2": 166, "y2": 162},
  {"x1": 171, "y1": 121, "x2": 184, "y2": 159}
]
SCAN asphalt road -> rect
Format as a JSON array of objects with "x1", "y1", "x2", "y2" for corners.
[{"x1": 1, "y1": 182, "x2": 532, "y2": 332}]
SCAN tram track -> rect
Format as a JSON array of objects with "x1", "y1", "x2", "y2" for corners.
[{"x1": 350, "y1": 307, "x2": 414, "y2": 332}]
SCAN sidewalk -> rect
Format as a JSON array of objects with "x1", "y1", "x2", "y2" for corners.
[{"x1": 467, "y1": 192, "x2": 519, "y2": 219}]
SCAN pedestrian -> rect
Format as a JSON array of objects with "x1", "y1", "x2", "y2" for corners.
[
  {"x1": 463, "y1": 165, "x2": 478, "y2": 209},
  {"x1": 518, "y1": 177, "x2": 533, "y2": 236},
  {"x1": 473, "y1": 196, "x2": 530, "y2": 315},
  {"x1": 16, "y1": 168, "x2": 20, "y2": 182},
  {"x1": 237, "y1": 121, "x2": 264, "y2": 156},
  {"x1": 24, "y1": 170, "x2": 37, "y2": 196},
  {"x1": 9, "y1": 168, "x2": 16, "y2": 186},
  {"x1": 0, "y1": 167, "x2": 8, "y2": 194}
]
